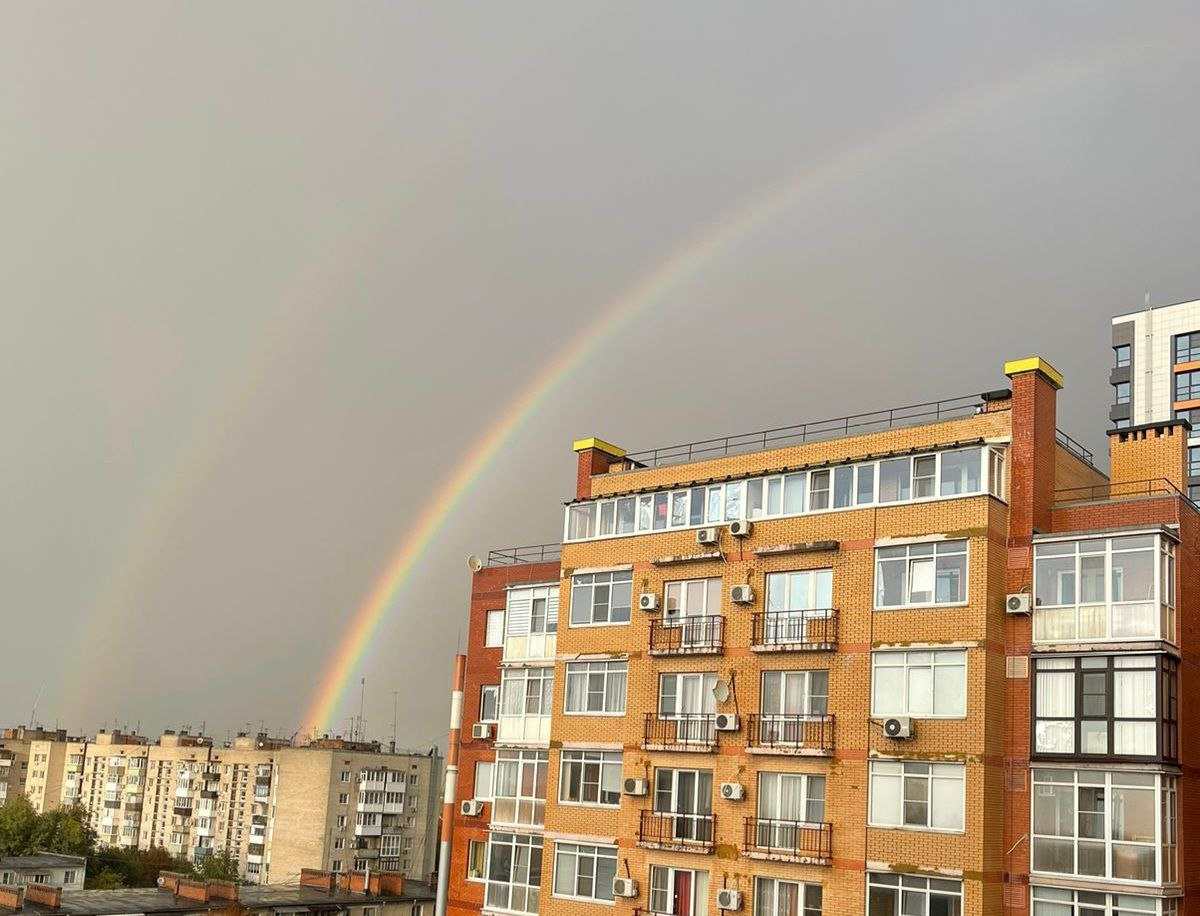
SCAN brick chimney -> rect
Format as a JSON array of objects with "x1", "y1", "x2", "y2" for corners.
[
  {"x1": 572, "y1": 437, "x2": 626, "y2": 500},
  {"x1": 299, "y1": 869, "x2": 335, "y2": 892},
  {"x1": 206, "y1": 880, "x2": 239, "y2": 903},
  {"x1": 1005, "y1": 356, "x2": 1063, "y2": 537},
  {"x1": 1109, "y1": 419, "x2": 1189, "y2": 494}
]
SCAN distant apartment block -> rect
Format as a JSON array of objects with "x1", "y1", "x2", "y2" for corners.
[
  {"x1": 2, "y1": 727, "x2": 442, "y2": 886},
  {"x1": 1112, "y1": 297, "x2": 1200, "y2": 498},
  {"x1": 446, "y1": 357, "x2": 1197, "y2": 916}
]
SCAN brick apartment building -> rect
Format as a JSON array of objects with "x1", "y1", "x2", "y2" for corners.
[
  {"x1": 444, "y1": 545, "x2": 562, "y2": 916},
  {"x1": 1, "y1": 726, "x2": 442, "y2": 887},
  {"x1": 444, "y1": 356, "x2": 1197, "y2": 916}
]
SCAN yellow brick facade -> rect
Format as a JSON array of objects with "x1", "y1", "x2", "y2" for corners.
[{"x1": 540, "y1": 410, "x2": 1016, "y2": 916}]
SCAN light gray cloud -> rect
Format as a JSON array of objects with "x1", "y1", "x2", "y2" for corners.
[{"x1": 2, "y1": 1, "x2": 1198, "y2": 747}]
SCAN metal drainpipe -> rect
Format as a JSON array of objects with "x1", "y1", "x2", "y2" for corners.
[{"x1": 433, "y1": 654, "x2": 466, "y2": 916}]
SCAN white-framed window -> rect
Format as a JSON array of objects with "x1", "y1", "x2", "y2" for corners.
[
  {"x1": 875, "y1": 540, "x2": 968, "y2": 608},
  {"x1": 484, "y1": 832, "x2": 542, "y2": 915},
  {"x1": 1031, "y1": 768, "x2": 1175, "y2": 884},
  {"x1": 871, "y1": 649, "x2": 967, "y2": 718},
  {"x1": 551, "y1": 841, "x2": 617, "y2": 903},
  {"x1": 757, "y1": 771, "x2": 825, "y2": 825},
  {"x1": 664, "y1": 577, "x2": 722, "y2": 618},
  {"x1": 570, "y1": 571, "x2": 632, "y2": 626},
  {"x1": 866, "y1": 873, "x2": 962, "y2": 915},
  {"x1": 754, "y1": 877, "x2": 822, "y2": 916},
  {"x1": 761, "y1": 670, "x2": 828, "y2": 716},
  {"x1": 480, "y1": 685, "x2": 500, "y2": 723},
  {"x1": 339, "y1": 793, "x2": 349, "y2": 804},
  {"x1": 466, "y1": 839, "x2": 486, "y2": 881},
  {"x1": 334, "y1": 837, "x2": 344, "y2": 849},
  {"x1": 492, "y1": 749, "x2": 548, "y2": 828},
  {"x1": 473, "y1": 761, "x2": 494, "y2": 801},
  {"x1": 1030, "y1": 885, "x2": 1178, "y2": 915},
  {"x1": 559, "y1": 750, "x2": 622, "y2": 807},
  {"x1": 658, "y1": 672, "x2": 717, "y2": 717},
  {"x1": 485, "y1": 610, "x2": 506, "y2": 647},
  {"x1": 868, "y1": 760, "x2": 964, "y2": 832},
  {"x1": 564, "y1": 660, "x2": 628, "y2": 715},
  {"x1": 335, "y1": 815, "x2": 347, "y2": 828},
  {"x1": 649, "y1": 865, "x2": 708, "y2": 916},
  {"x1": 500, "y1": 667, "x2": 554, "y2": 716}
]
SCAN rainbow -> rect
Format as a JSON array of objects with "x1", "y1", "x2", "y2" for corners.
[{"x1": 301, "y1": 28, "x2": 1189, "y2": 731}]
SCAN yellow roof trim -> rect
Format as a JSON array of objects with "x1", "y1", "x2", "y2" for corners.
[
  {"x1": 572, "y1": 437, "x2": 626, "y2": 458},
  {"x1": 1004, "y1": 356, "x2": 1064, "y2": 390}
]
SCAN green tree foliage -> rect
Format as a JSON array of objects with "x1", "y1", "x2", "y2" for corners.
[
  {"x1": 0, "y1": 797, "x2": 94, "y2": 857},
  {"x1": 88, "y1": 868, "x2": 126, "y2": 889},
  {"x1": 87, "y1": 846, "x2": 195, "y2": 888},
  {"x1": 0, "y1": 796, "x2": 40, "y2": 856},
  {"x1": 194, "y1": 850, "x2": 240, "y2": 883}
]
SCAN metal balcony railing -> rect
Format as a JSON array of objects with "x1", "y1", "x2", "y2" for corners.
[
  {"x1": 649, "y1": 616, "x2": 724, "y2": 655},
  {"x1": 643, "y1": 714, "x2": 717, "y2": 751},
  {"x1": 623, "y1": 393, "x2": 988, "y2": 468},
  {"x1": 743, "y1": 817, "x2": 832, "y2": 863},
  {"x1": 485, "y1": 543, "x2": 562, "y2": 566},
  {"x1": 747, "y1": 714, "x2": 835, "y2": 755},
  {"x1": 750, "y1": 610, "x2": 837, "y2": 651},
  {"x1": 1054, "y1": 429, "x2": 1095, "y2": 467},
  {"x1": 638, "y1": 809, "x2": 715, "y2": 853},
  {"x1": 1054, "y1": 477, "x2": 1190, "y2": 507}
]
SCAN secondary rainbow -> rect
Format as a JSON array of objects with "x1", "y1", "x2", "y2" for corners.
[{"x1": 303, "y1": 29, "x2": 1192, "y2": 733}]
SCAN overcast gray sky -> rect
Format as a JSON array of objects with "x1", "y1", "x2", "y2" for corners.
[{"x1": 3, "y1": 2, "x2": 1199, "y2": 749}]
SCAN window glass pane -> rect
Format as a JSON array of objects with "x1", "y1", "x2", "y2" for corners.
[
  {"x1": 766, "y1": 478, "x2": 782, "y2": 515},
  {"x1": 856, "y1": 464, "x2": 875, "y2": 504},
  {"x1": 939, "y1": 448, "x2": 981, "y2": 496},
  {"x1": 879, "y1": 458, "x2": 911, "y2": 502},
  {"x1": 783, "y1": 473, "x2": 806, "y2": 514},
  {"x1": 933, "y1": 660, "x2": 966, "y2": 716},
  {"x1": 833, "y1": 466, "x2": 853, "y2": 508}
]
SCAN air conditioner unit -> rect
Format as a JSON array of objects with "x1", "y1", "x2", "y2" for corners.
[
  {"x1": 728, "y1": 520, "x2": 753, "y2": 538},
  {"x1": 720, "y1": 782, "x2": 745, "y2": 801},
  {"x1": 883, "y1": 716, "x2": 914, "y2": 739},
  {"x1": 697, "y1": 527, "x2": 720, "y2": 546},
  {"x1": 730, "y1": 585, "x2": 754, "y2": 605},
  {"x1": 716, "y1": 889, "x2": 743, "y2": 911},
  {"x1": 715, "y1": 713, "x2": 740, "y2": 732},
  {"x1": 623, "y1": 777, "x2": 648, "y2": 796},
  {"x1": 1005, "y1": 593, "x2": 1031, "y2": 615},
  {"x1": 639, "y1": 592, "x2": 660, "y2": 612},
  {"x1": 459, "y1": 799, "x2": 484, "y2": 816},
  {"x1": 471, "y1": 723, "x2": 493, "y2": 740},
  {"x1": 613, "y1": 877, "x2": 639, "y2": 899}
]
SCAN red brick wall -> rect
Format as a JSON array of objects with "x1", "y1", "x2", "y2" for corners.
[{"x1": 446, "y1": 559, "x2": 560, "y2": 916}]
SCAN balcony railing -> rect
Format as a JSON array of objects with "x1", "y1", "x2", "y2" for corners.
[
  {"x1": 649, "y1": 616, "x2": 724, "y2": 655},
  {"x1": 751, "y1": 611, "x2": 837, "y2": 651},
  {"x1": 643, "y1": 714, "x2": 717, "y2": 752},
  {"x1": 485, "y1": 543, "x2": 562, "y2": 566},
  {"x1": 638, "y1": 809, "x2": 715, "y2": 853},
  {"x1": 1053, "y1": 477, "x2": 1188, "y2": 507},
  {"x1": 747, "y1": 714, "x2": 835, "y2": 755},
  {"x1": 743, "y1": 817, "x2": 832, "y2": 864}
]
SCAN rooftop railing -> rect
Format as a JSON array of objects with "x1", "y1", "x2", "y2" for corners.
[
  {"x1": 1053, "y1": 477, "x2": 1188, "y2": 507},
  {"x1": 1055, "y1": 429, "x2": 1096, "y2": 467},
  {"x1": 622, "y1": 393, "x2": 989, "y2": 469},
  {"x1": 485, "y1": 543, "x2": 562, "y2": 566}
]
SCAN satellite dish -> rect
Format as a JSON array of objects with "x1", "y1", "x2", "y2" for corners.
[
  {"x1": 712, "y1": 680, "x2": 730, "y2": 703},
  {"x1": 467, "y1": 555, "x2": 483, "y2": 572}
]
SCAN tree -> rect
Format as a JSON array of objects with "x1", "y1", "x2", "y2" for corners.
[
  {"x1": 195, "y1": 851, "x2": 240, "y2": 883},
  {"x1": 0, "y1": 797, "x2": 40, "y2": 856},
  {"x1": 31, "y1": 805, "x2": 95, "y2": 857},
  {"x1": 88, "y1": 869, "x2": 125, "y2": 890}
]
